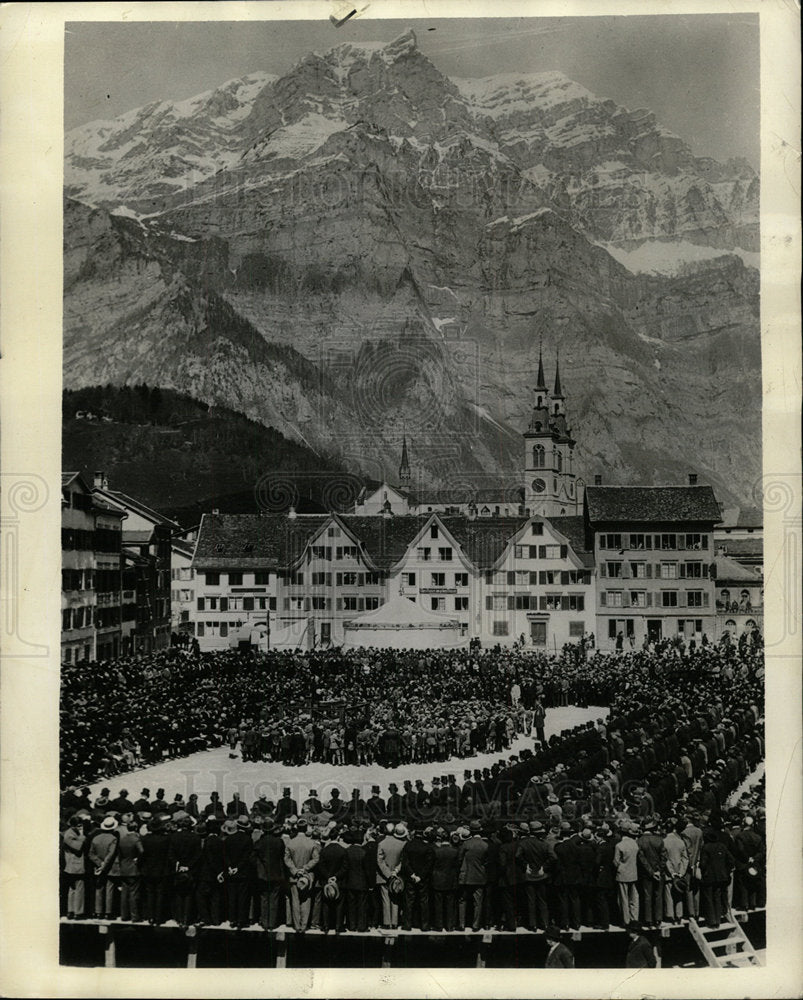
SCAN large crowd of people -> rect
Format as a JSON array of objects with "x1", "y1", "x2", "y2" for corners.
[{"x1": 60, "y1": 635, "x2": 765, "y2": 943}]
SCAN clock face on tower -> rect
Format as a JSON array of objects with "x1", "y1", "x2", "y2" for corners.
[{"x1": 532, "y1": 478, "x2": 546, "y2": 493}]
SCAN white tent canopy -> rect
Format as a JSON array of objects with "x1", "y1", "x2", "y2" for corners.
[
  {"x1": 343, "y1": 594, "x2": 468, "y2": 650},
  {"x1": 228, "y1": 618, "x2": 311, "y2": 651}
]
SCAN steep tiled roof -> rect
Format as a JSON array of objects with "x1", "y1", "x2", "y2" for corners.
[
  {"x1": 440, "y1": 516, "x2": 529, "y2": 569},
  {"x1": 720, "y1": 506, "x2": 763, "y2": 528},
  {"x1": 99, "y1": 488, "x2": 180, "y2": 529},
  {"x1": 717, "y1": 537, "x2": 763, "y2": 558},
  {"x1": 193, "y1": 513, "x2": 327, "y2": 569},
  {"x1": 339, "y1": 516, "x2": 428, "y2": 570},
  {"x1": 549, "y1": 515, "x2": 595, "y2": 568},
  {"x1": 585, "y1": 486, "x2": 722, "y2": 524},
  {"x1": 714, "y1": 555, "x2": 762, "y2": 584}
]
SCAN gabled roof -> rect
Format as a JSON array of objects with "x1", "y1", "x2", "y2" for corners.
[
  {"x1": 718, "y1": 537, "x2": 763, "y2": 558},
  {"x1": 193, "y1": 513, "x2": 327, "y2": 570},
  {"x1": 439, "y1": 516, "x2": 530, "y2": 570},
  {"x1": 171, "y1": 538, "x2": 195, "y2": 558},
  {"x1": 123, "y1": 529, "x2": 155, "y2": 544},
  {"x1": 344, "y1": 593, "x2": 459, "y2": 628},
  {"x1": 718, "y1": 506, "x2": 763, "y2": 529},
  {"x1": 585, "y1": 485, "x2": 722, "y2": 524},
  {"x1": 548, "y1": 515, "x2": 595, "y2": 568},
  {"x1": 340, "y1": 515, "x2": 429, "y2": 570},
  {"x1": 713, "y1": 555, "x2": 762, "y2": 584},
  {"x1": 95, "y1": 487, "x2": 180, "y2": 530}
]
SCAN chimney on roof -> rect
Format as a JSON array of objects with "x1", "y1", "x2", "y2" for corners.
[
  {"x1": 688, "y1": 473, "x2": 698, "y2": 486},
  {"x1": 94, "y1": 470, "x2": 108, "y2": 490},
  {"x1": 381, "y1": 498, "x2": 393, "y2": 519},
  {"x1": 288, "y1": 505, "x2": 297, "y2": 520},
  {"x1": 594, "y1": 475, "x2": 602, "y2": 486}
]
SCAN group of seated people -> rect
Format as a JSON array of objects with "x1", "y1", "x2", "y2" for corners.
[{"x1": 60, "y1": 639, "x2": 766, "y2": 937}]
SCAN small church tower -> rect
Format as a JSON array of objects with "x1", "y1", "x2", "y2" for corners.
[
  {"x1": 399, "y1": 433, "x2": 411, "y2": 492},
  {"x1": 523, "y1": 346, "x2": 578, "y2": 515}
]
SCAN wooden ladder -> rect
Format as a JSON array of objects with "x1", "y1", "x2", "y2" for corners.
[{"x1": 688, "y1": 910, "x2": 762, "y2": 968}]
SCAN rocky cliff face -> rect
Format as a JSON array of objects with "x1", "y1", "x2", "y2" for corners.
[{"x1": 64, "y1": 29, "x2": 760, "y2": 504}]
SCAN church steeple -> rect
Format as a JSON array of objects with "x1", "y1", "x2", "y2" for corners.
[
  {"x1": 536, "y1": 340, "x2": 547, "y2": 392},
  {"x1": 523, "y1": 346, "x2": 579, "y2": 516},
  {"x1": 553, "y1": 354, "x2": 563, "y2": 399},
  {"x1": 399, "y1": 433, "x2": 411, "y2": 491}
]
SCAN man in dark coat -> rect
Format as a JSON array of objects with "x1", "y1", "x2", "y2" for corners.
[
  {"x1": 553, "y1": 824, "x2": 582, "y2": 930},
  {"x1": 732, "y1": 816, "x2": 764, "y2": 911},
  {"x1": 367, "y1": 786, "x2": 386, "y2": 823},
  {"x1": 196, "y1": 819, "x2": 225, "y2": 926},
  {"x1": 594, "y1": 825, "x2": 617, "y2": 929},
  {"x1": 400, "y1": 824, "x2": 435, "y2": 930},
  {"x1": 275, "y1": 787, "x2": 298, "y2": 822},
  {"x1": 342, "y1": 830, "x2": 371, "y2": 932},
  {"x1": 517, "y1": 821, "x2": 553, "y2": 931},
  {"x1": 226, "y1": 792, "x2": 248, "y2": 817},
  {"x1": 533, "y1": 700, "x2": 547, "y2": 744},
  {"x1": 254, "y1": 817, "x2": 287, "y2": 930},
  {"x1": 386, "y1": 783, "x2": 404, "y2": 820},
  {"x1": 544, "y1": 925, "x2": 575, "y2": 967},
  {"x1": 222, "y1": 816, "x2": 256, "y2": 928},
  {"x1": 637, "y1": 819, "x2": 667, "y2": 927},
  {"x1": 575, "y1": 827, "x2": 600, "y2": 928},
  {"x1": 699, "y1": 828, "x2": 734, "y2": 928},
  {"x1": 132, "y1": 789, "x2": 151, "y2": 814},
  {"x1": 140, "y1": 819, "x2": 172, "y2": 924},
  {"x1": 318, "y1": 828, "x2": 347, "y2": 933},
  {"x1": 169, "y1": 815, "x2": 202, "y2": 927},
  {"x1": 458, "y1": 820, "x2": 488, "y2": 931},
  {"x1": 625, "y1": 922, "x2": 657, "y2": 967},
  {"x1": 497, "y1": 828, "x2": 523, "y2": 931},
  {"x1": 431, "y1": 829, "x2": 460, "y2": 931}
]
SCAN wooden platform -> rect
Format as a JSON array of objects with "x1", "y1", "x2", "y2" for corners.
[{"x1": 59, "y1": 910, "x2": 765, "y2": 969}]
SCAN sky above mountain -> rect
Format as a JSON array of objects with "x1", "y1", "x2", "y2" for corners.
[{"x1": 64, "y1": 14, "x2": 759, "y2": 168}]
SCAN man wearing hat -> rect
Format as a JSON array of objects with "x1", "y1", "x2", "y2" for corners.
[
  {"x1": 254, "y1": 817, "x2": 287, "y2": 930},
  {"x1": 117, "y1": 817, "x2": 144, "y2": 922},
  {"x1": 544, "y1": 925, "x2": 575, "y2": 968},
  {"x1": 637, "y1": 819, "x2": 667, "y2": 928},
  {"x1": 141, "y1": 818, "x2": 172, "y2": 925},
  {"x1": 284, "y1": 818, "x2": 320, "y2": 932},
  {"x1": 367, "y1": 785, "x2": 386, "y2": 822},
  {"x1": 431, "y1": 827, "x2": 460, "y2": 932},
  {"x1": 400, "y1": 823, "x2": 435, "y2": 931},
  {"x1": 318, "y1": 827, "x2": 347, "y2": 933},
  {"x1": 169, "y1": 815, "x2": 202, "y2": 927},
  {"x1": 88, "y1": 815, "x2": 121, "y2": 920},
  {"x1": 458, "y1": 819, "x2": 488, "y2": 932},
  {"x1": 595, "y1": 824, "x2": 617, "y2": 930},
  {"x1": 625, "y1": 921, "x2": 657, "y2": 967},
  {"x1": 460, "y1": 771, "x2": 475, "y2": 816},
  {"x1": 553, "y1": 822, "x2": 582, "y2": 930},
  {"x1": 386, "y1": 783, "x2": 403, "y2": 820},
  {"x1": 222, "y1": 815, "x2": 257, "y2": 929},
  {"x1": 517, "y1": 820, "x2": 553, "y2": 931},
  {"x1": 132, "y1": 788, "x2": 151, "y2": 814},
  {"x1": 341, "y1": 829, "x2": 371, "y2": 932},
  {"x1": 377, "y1": 822, "x2": 407, "y2": 928},
  {"x1": 302, "y1": 789, "x2": 323, "y2": 816},
  {"x1": 276, "y1": 787, "x2": 298, "y2": 822},
  {"x1": 62, "y1": 815, "x2": 87, "y2": 919},
  {"x1": 614, "y1": 822, "x2": 640, "y2": 924},
  {"x1": 196, "y1": 818, "x2": 225, "y2": 927}
]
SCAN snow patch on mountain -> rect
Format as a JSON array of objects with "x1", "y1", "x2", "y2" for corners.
[{"x1": 599, "y1": 239, "x2": 759, "y2": 275}]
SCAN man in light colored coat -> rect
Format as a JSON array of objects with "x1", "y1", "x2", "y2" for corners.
[
  {"x1": 614, "y1": 822, "x2": 639, "y2": 924},
  {"x1": 377, "y1": 823, "x2": 407, "y2": 928},
  {"x1": 284, "y1": 819, "x2": 320, "y2": 931},
  {"x1": 663, "y1": 819, "x2": 690, "y2": 922},
  {"x1": 88, "y1": 815, "x2": 121, "y2": 919},
  {"x1": 62, "y1": 816, "x2": 87, "y2": 919}
]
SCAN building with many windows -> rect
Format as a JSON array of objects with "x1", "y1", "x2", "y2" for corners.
[
  {"x1": 584, "y1": 481, "x2": 721, "y2": 650},
  {"x1": 191, "y1": 510, "x2": 596, "y2": 651},
  {"x1": 61, "y1": 473, "x2": 126, "y2": 664}
]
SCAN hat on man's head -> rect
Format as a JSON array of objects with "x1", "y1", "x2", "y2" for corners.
[
  {"x1": 529, "y1": 820, "x2": 545, "y2": 833},
  {"x1": 394, "y1": 823, "x2": 408, "y2": 838},
  {"x1": 236, "y1": 815, "x2": 251, "y2": 830},
  {"x1": 545, "y1": 925, "x2": 563, "y2": 942},
  {"x1": 222, "y1": 820, "x2": 238, "y2": 835},
  {"x1": 627, "y1": 921, "x2": 642, "y2": 934},
  {"x1": 388, "y1": 783, "x2": 398, "y2": 792},
  {"x1": 101, "y1": 816, "x2": 118, "y2": 831},
  {"x1": 469, "y1": 819, "x2": 482, "y2": 833},
  {"x1": 282, "y1": 787, "x2": 291, "y2": 796},
  {"x1": 141, "y1": 788, "x2": 150, "y2": 796}
]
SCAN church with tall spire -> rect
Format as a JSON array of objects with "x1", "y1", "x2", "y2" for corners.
[{"x1": 523, "y1": 343, "x2": 578, "y2": 515}]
